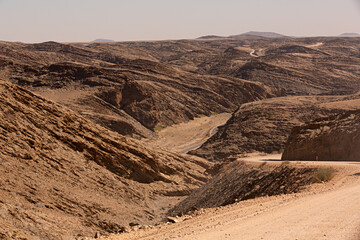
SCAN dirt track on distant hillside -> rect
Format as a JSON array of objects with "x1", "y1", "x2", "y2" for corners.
[{"x1": 102, "y1": 155, "x2": 360, "y2": 240}]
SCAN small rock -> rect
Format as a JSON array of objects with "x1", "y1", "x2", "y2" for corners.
[
  {"x1": 167, "y1": 216, "x2": 179, "y2": 223},
  {"x1": 117, "y1": 226, "x2": 127, "y2": 233},
  {"x1": 94, "y1": 232, "x2": 100, "y2": 239},
  {"x1": 131, "y1": 225, "x2": 140, "y2": 231}
]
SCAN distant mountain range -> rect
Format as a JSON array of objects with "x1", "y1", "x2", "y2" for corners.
[
  {"x1": 199, "y1": 31, "x2": 360, "y2": 40},
  {"x1": 92, "y1": 39, "x2": 114, "y2": 43},
  {"x1": 339, "y1": 33, "x2": 360, "y2": 37},
  {"x1": 198, "y1": 31, "x2": 288, "y2": 40},
  {"x1": 232, "y1": 31, "x2": 288, "y2": 38},
  {"x1": 197, "y1": 35, "x2": 224, "y2": 39}
]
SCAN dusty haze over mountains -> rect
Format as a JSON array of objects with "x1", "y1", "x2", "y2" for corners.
[{"x1": 0, "y1": 0, "x2": 360, "y2": 42}]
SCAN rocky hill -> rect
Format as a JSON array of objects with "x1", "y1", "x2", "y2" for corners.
[
  {"x1": 197, "y1": 35, "x2": 224, "y2": 39},
  {"x1": 169, "y1": 161, "x2": 316, "y2": 216},
  {"x1": 0, "y1": 79, "x2": 212, "y2": 239},
  {"x1": 0, "y1": 40, "x2": 281, "y2": 138},
  {"x1": 132, "y1": 37, "x2": 360, "y2": 95},
  {"x1": 0, "y1": 37, "x2": 359, "y2": 141},
  {"x1": 282, "y1": 110, "x2": 360, "y2": 161},
  {"x1": 190, "y1": 95, "x2": 360, "y2": 161}
]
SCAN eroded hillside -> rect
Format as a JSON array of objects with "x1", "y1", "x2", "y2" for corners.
[
  {"x1": 1, "y1": 37, "x2": 359, "y2": 140},
  {"x1": 0, "y1": 79, "x2": 212, "y2": 239},
  {"x1": 0, "y1": 40, "x2": 281, "y2": 139},
  {"x1": 109, "y1": 37, "x2": 360, "y2": 95},
  {"x1": 191, "y1": 95, "x2": 360, "y2": 161}
]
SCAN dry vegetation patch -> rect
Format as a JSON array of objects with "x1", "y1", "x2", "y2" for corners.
[{"x1": 313, "y1": 167, "x2": 336, "y2": 182}]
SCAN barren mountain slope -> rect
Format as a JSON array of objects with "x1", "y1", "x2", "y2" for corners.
[
  {"x1": 112, "y1": 37, "x2": 360, "y2": 95},
  {"x1": 1, "y1": 37, "x2": 359, "y2": 139},
  {"x1": 191, "y1": 95, "x2": 360, "y2": 161},
  {"x1": 0, "y1": 41, "x2": 281, "y2": 138},
  {"x1": 282, "y1": 109, "x2": 360, "y2": 161},
  {"x1": 0, "y1": 79, "x2": 212, "y2": 239}
]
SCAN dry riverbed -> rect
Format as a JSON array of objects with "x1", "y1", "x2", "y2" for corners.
[{"x1": 146, "y1": 113, "x2": 231, "y2": 153}]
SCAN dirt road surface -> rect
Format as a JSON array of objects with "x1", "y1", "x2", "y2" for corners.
[{"x1": 102, "y1": 155, "x2": 360, "y2": 240}]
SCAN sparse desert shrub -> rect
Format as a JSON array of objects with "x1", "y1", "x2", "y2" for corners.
[
  {"x1": 313, "y1": 167, "x2": 336, "y2": 182},
  {"x1": 154, "y1": 126, "x2": 163, "y2": 132},
  {"x1": 281, "y1": 160, "x2": 290, "y2": 165},
  {"x1": 196, "y1": 114, "x2": 206, "y2": 118}
]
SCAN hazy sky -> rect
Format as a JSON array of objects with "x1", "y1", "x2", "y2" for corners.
[{"x1": 0, "y1": 0, "x2": 359, "y2": 43}]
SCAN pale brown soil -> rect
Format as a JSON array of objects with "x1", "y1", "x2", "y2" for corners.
[
  {"x1": 101, "y1": 156, "x2": 360, "y2": 240},
  {"x1": 146, "y1": 113, "x2": 231, "y2": 153}
]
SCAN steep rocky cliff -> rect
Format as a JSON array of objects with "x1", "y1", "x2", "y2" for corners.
[{"x1": 282, "y1": 110, "x2": 360, "y2": 161}]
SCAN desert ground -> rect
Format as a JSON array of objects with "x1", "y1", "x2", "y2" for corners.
[{"x1": 0, "y1": 34, "x2": 359, "y2": 239}]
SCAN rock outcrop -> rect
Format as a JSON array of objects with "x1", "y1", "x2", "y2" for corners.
[
  {"x1": 282, "y1": 110, "x2": 360, "y2": 161},
  {"x1": 190, "y1": 95, "x2": 360, "y2": 161}
]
